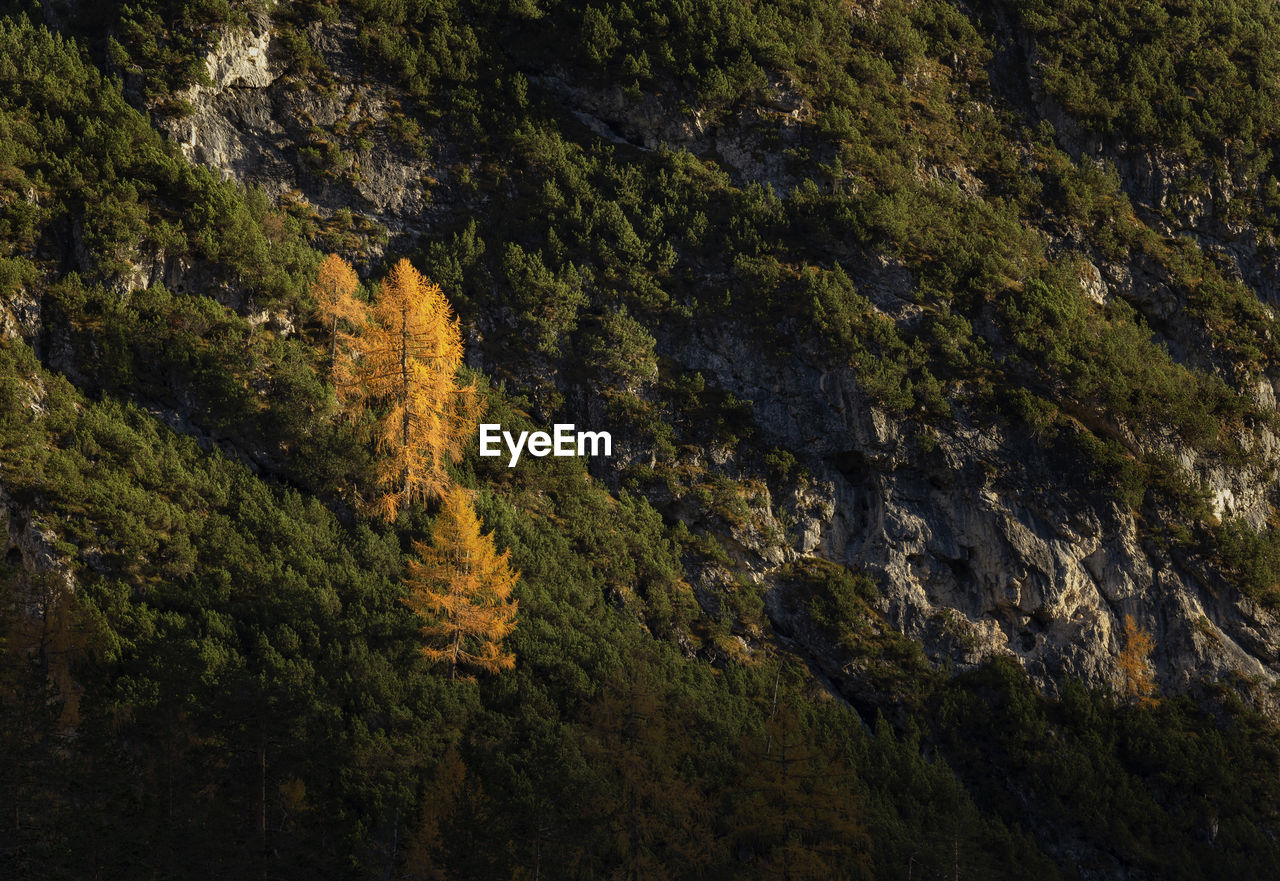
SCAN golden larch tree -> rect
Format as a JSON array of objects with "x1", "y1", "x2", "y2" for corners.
[
  {"x1": 336, "y1": 258, "x2": 481, "y2": 519},
  {"x1": 730, "y1": 699, "x2": 870, "y2": 880},
  {"x1": 403, "y1": 487, "x2": 518, "y2": 681},
  {"x1": 1118, "y1": 614, "x2": 1157, "y2": 706},
  {"x1": 582, "y1": 663, "x2": 715, "y2": 878},
  {"x1": 311, "y1": 253, "x2": 365, "y2": 366}
]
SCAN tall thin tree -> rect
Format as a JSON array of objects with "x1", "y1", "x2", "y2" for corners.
[
  {"x1": 311, "y1": 253, "x2": 365, "y2": 369},
  {"x1": 335, "y1": 259, "x2": 481, "y2": 519},
  {"x1": 403, "y1": 487, "x2": 518, "y2": 681}
]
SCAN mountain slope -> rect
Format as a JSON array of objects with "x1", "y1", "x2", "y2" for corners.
[{"x1": 4, "y1": 2, "x2": 1280, "y2": 878}]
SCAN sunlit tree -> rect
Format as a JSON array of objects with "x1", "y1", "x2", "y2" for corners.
[
  {"x1": 1119, "y1": 614, "x2": 1157, "y2": 707},
  {"x1": 403, "y1": 487, "x2": 518, "y2": 681},
  {"x1": 335, "y1": 258, "x2": 481, "y2": 519},
  {"x1": 311, "y1": 253, "x2": 365, "y2": 368}
]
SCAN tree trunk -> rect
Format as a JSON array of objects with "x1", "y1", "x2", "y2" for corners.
[
  {"x1": 401, "y1": 306, "x2": 411, "y2": 506},
  {"x1": 450, "y1": 629, "x2": 461, "y2": 682}
]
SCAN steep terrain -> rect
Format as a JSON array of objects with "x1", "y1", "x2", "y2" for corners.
[
  {"x1": 156, "y1": 6, "x2": 1280, "y2": 705},
  {"x1": 6, "y1": 1, "x2": 1280, "y2": 878}
]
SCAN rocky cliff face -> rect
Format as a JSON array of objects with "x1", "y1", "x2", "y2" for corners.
[
  {"x1": 668, "y1": 322, "x2": 1280, "y2": 711},
  {"x1": 153, "y1": 20, "x2": 1280, "y2": 713},
  {"x1": 159, "y1": 20, "x2": 448, "y2": 249}
]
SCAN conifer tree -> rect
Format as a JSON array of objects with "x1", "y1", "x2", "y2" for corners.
[
  {"x1": 730, "y1": 699, "x2": 870, "y2": 880},
  {"x1": 581, "y1": 663, "x2": 714, "y2": 878},
  {"x1": 335, "y1": 259, "x2": 481, "y2": 519},
  {"x1": 403, "y1": 487, "x2": 518, "y2": 681},
  {"x1": 1119, "y1": 614, "x2": 1157, "y2": 706},
  {"x1": 310, "y1": 253, "x2": 365, "y2": 367},
  {"x1": 402, "y1": 745, "x2": 469, "y2": 880}
]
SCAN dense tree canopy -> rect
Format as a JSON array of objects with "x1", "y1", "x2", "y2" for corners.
[{"x1": 2, "y1": 0, "x2": 1280, "y2": 878}]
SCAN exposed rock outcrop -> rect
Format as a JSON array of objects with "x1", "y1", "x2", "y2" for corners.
[
  {"x1": 535, "y1": 71, "x2": 815, "y2": 193},
  {"x1": 158, "y1": 19, "x2": 446, "y2": 247},
  {"x1": 666, "y1": 321, "x2": 1280, "y2": 712},
  {"x1": 2, "y1": 496, "x2": 75, "y2": 601}
]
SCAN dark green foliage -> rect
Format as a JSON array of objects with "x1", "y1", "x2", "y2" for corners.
[
  {"x1": 1006, "y1": 0, "x2": 1280, "y2": 234},
  {"x1": 0, "y1": 338, "x2": 435, "y2": 875},
  {"x1": 1002, "y1": 278, "x2": 1255, "y2": 453},
  {"x1": 5, "y1": 0, "x2": 1280, "y2": 878},
  {"x1": 0, "y1": 17, "x2": 316, "y2": 303},
  {"x1": 1213, "y1": 518, "x2": 1280, "y2": 607},
  {"x1": 1010, "y1": 0, "x2": 1280, "y2": 163},
  {"x1": 936, "y1": 661, "x2": 1280, "y2": 880}
]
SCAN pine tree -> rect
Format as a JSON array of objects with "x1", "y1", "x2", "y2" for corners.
[
  {"x1": 403, "y1": 488, "x2": 518, "y2": 681},
  {"x1": 335, "y1": 259, "x2": 481, "y2": 519},
  {"x1": 1118, "y1": 614, "x2": 1157, "y2": 706},
  {"x1": 581, "y1": 663, "x2": 715, "y2": 879},
  {"x1": 310, "y1": 253, "x2": 365, "y2": 367},
  {"x1": 730, "y1": 698, "x2": 870, "y2": 880}
]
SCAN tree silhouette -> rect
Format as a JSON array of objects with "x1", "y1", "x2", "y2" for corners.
[
  {"x1": 729, "y1": 698, "x2": 871, "y2": 880},
  {"x1": 581, "y1": 663, "x2": 715, "y2": 878},
  {"x1": 403, "y1": 487, "x2": 518, "y2": 681}
]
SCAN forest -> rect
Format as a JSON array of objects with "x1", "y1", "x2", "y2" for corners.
[{"x1": 4, "y1": 0, "x2": 1280, "y2": 878}]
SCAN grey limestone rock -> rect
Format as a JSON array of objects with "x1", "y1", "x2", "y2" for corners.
[{"x1": 666, "y1": 321, "x2": 1280, "y2": 712}]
